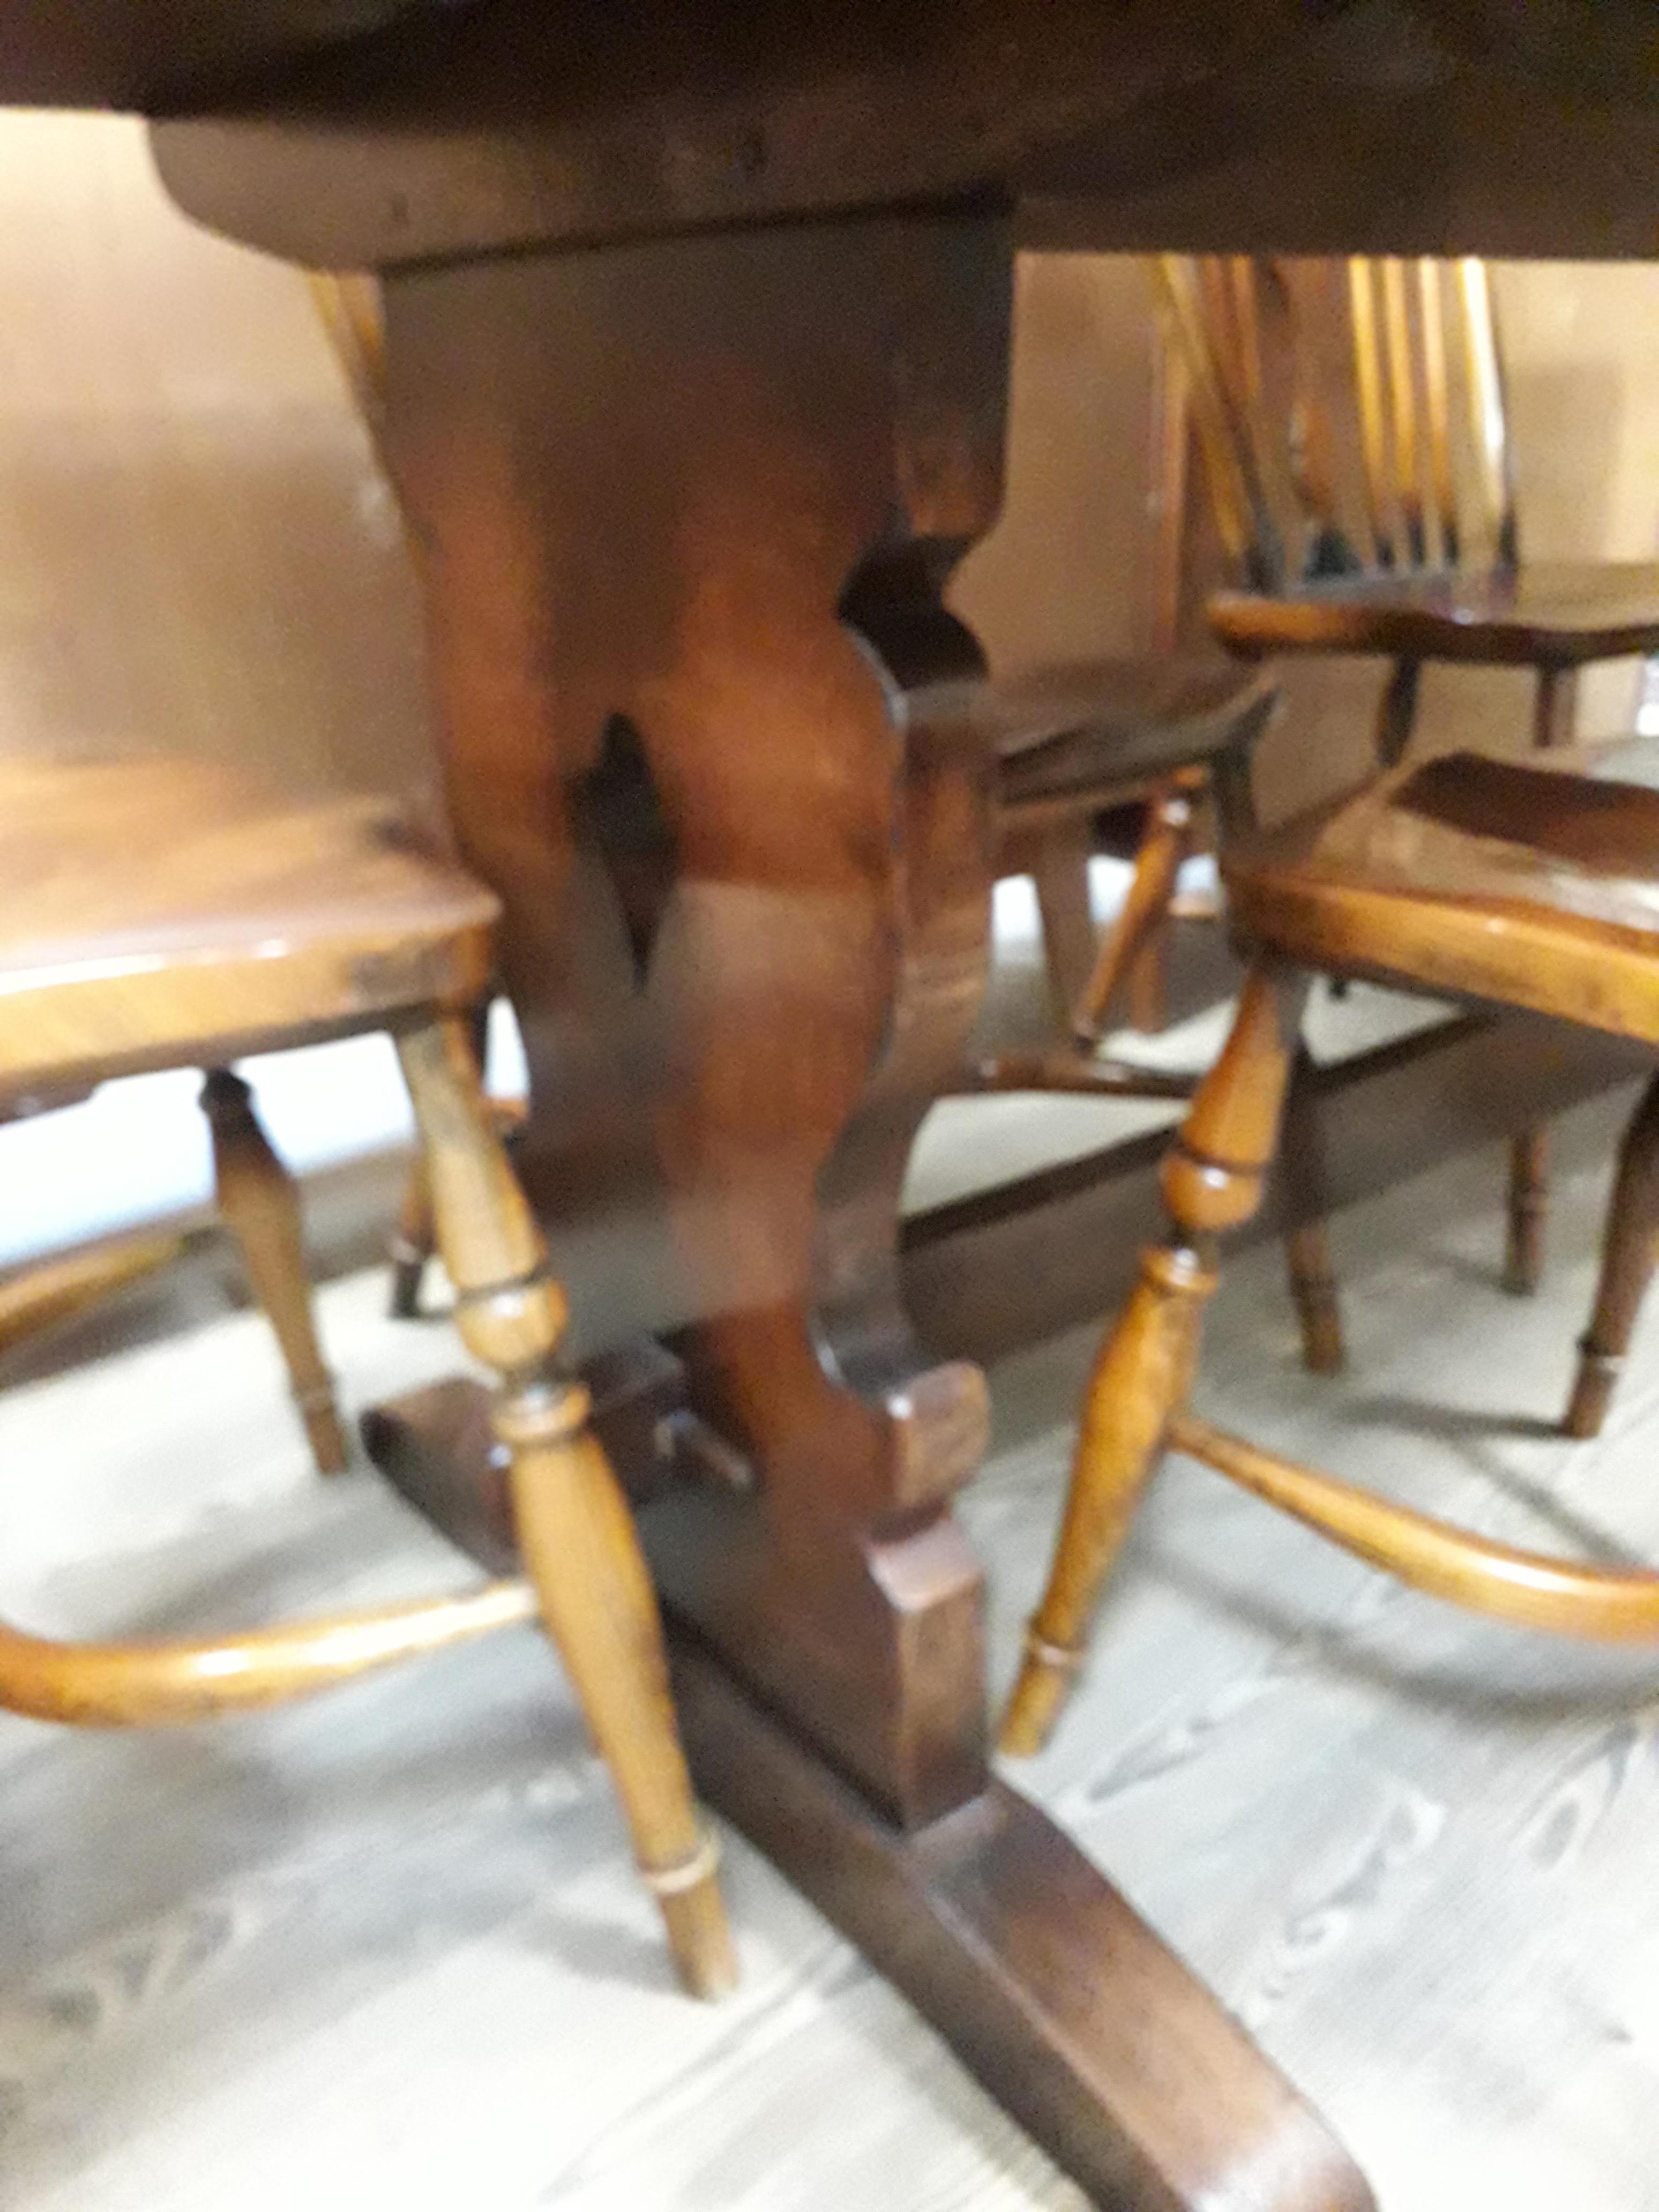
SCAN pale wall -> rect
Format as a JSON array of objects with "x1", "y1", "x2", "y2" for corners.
[{"x1": 0, "y1": 110, "x2": 435, "y2": 804}]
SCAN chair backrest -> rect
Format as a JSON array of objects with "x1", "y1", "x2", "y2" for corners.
[{"x1": 1148, "y1": 256, "x2": 1518, "y2": 594}]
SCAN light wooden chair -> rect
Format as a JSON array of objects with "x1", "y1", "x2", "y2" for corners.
[
  {"x1": 0, "y1": 753, "x2": 734, "y2": 1997},
  {"x1": 1000, "y1": 256, "x2": 1659, "y2": 1758},
  {"x1": 1159, "y1": 254, "x2": 1659, "y2": 1367}
]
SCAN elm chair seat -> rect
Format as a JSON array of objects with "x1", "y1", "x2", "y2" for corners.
[
  {"x1": 0, "y1": 756, "x2": 496, "y2": 1098},
  {"x1": 1227, "y1": 741, "x2": 1659, "y2": 1047}
]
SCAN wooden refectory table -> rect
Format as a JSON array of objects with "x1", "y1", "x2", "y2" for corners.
[{"x1": 9, "y1": 6, "x2": 1659, "y2": 2203}]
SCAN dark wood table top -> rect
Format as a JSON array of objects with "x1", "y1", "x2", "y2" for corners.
[{"x1": 3, "y1": 3, "x2": 1655, "y2": 265}]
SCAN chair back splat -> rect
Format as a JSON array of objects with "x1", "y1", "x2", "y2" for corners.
[{"x1": 1148, "y1": 255, "x2": 1519, "y2": 593}]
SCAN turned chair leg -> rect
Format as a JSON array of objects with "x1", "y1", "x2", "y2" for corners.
[
  {"x1": 1504, "y1": 1127, "x2": 1549, "y2": 1297},
  {"x1": 1495, "y1": 662, "x2": 1572, "y2": 1306},
  {"x1": 200, "y1": 1069, "x2": 348, "y2": 1476},
  {"x1": 1124, "y1": 910, "x2": 1171, "y2": 1036},
  {"x1": 1000, "y1": 963, "x2": 1306, "y2": 1755},
  {"x1": 1284, "y1": 1221, "x2": 1344, "y2": 1376},
  {"x1": 387, "y1": 1149, "x2": 435, "y2": 1318},
  {"x1": 394, "y1": 1014, "x2": 736, "y2": 1999},
  {"x1": 1565, "y1": 1072, "x2": 1659, "y2": 1439},
  {"x1": 1030, "y1": 825, "x2": 1099, "y2": 1036},
  {"x1": 388, "y1": 1093, "x2": 530, "y2": 1321},
  {"x1": 1280, "y1": 1045, "x2": 1344, "y2": 1375},
  {"x1": 388, "y1": 999, "x2": 497, "y2": 1322},
  {"x1": 1071, "y1": 782, "x2": 1194, "y2": 1048}
]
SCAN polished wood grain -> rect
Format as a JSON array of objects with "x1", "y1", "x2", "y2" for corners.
[
  {"x1": 976, "y1": 657, "x2": 1266, "y2": 1080},
  {"x1": 1165, "y1": 250, "x2": 1659, "y2": 1380},
  {"x1": 0, "y1": 749, "x2": 493, "y2": 1473},
  {"x1": 386, "y1": 1086, "x2": 525, "y2": 1319},
  {"x1": 974, "y1": 655, "x2": 1269, "y2": 1097},
  {"x1": 362, "y1": 206, "x2": 1384, "y2": 2201},
  {"x1": 671, "y1": 1640, "x2": 1375, "y2": 2212},
  {"x1": 118, "y1": 14, "x2": 1659, "y2": 2198},
  {"x1": 146, "y1": 2, "x2": 1659, "y2": 266},
  {"x1": 981, "y1": 661, "x2": 1263, "y2": 1073},
  {"x1": 1153, "y1": 249, "x2": 1593, "y2": 1370},
  {"x1": 1005, "y1": 993, "x2": 1659, "y2": 1757},
  {"x1": 15, "y1": 1181, "x2": 1659, "y2": 2210},
  {"x1": 907, "y1": 1014, "x2": 1651, "y2": 1373},
  {"x1": 1070, "y1": 780, "x2": 1197, "y2": 1046},
  {"x1": 1225, "y1": 748, "x2": 1659, "y2": 1048},
  {"x1": 396, "y1": 1014, "x2": 736, "y2": 1999},
  {"x1": 380, "y1": 215, "x2": 1007, "y2": 1834},
  {"x1": 0, "y1": 742, "x2": 732, "y2": 1989},
  {"x1": 0, "y1": 757, "x2": 495, "y2": 1095},
  {"x1": 999, "y1": 1238, "x2": 1217, "y2": 1759},
  {"x1": 943, "y1": 660, "x2": 1272, "y2": 812},
  {"x1": 970, "y1": 286, "x2": 1227, "y2": 1056}
]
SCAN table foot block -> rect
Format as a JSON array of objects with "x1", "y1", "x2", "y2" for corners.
[
  {"x1": 669, "y1": 1631, "x2": 1373, "y2": 2212},
  {"x1": 364, "y1": 1373, "x2": 1372, "y2": 2211}
]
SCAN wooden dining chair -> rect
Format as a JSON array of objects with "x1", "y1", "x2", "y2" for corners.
[
  {"x1": 1162, "y1": 255, "x2": 1655, "y2": 1372},
  {"x1": 0, "y1": 753, "x2": 734, "y2": 1998},
  {"x1": 999, "y1": 258, "x2": 1659, "y2": 1759}
]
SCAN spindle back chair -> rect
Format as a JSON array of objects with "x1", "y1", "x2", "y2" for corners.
[
  {"x1": 1156, "y1": 255, "x2": 1583, "y2": 1346},
  {"x1": 1158, "y1": 254, "x2": 1516, "y2": 594},
  {"x1": 999, "y1": 262, "x2": 1659, "y2": 1759}
]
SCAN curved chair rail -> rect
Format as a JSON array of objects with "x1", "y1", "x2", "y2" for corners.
[
  {"x1": 1170, "y1": 1412, "x2": 1659, "y2": 1641},
  {"x1": 0, "y1": 1578, "x2": 537, "y2": 1726}
]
